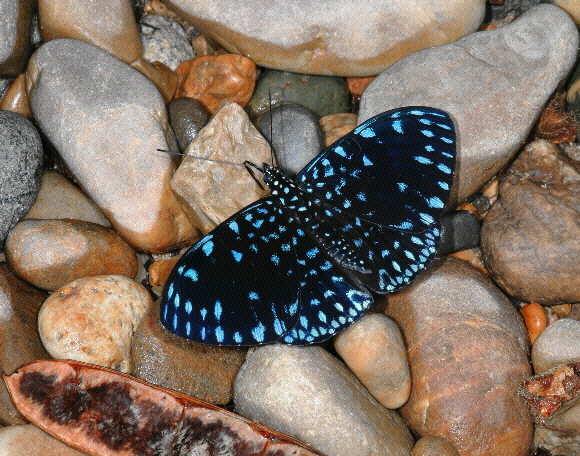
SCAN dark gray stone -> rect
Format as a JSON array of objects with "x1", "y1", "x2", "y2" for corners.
[
  {"x1": 247, "y1": 69, "x2": 351, "y2": 119},
  {"x1": 167, "y1": 96, "x2": 211, "y2": 151},
  {"x1": 438, "y1": 210, "x2": 481, "y2": 254},
  {"x1": 0, "y1": 111, "x2": 42, "y2": 244},
  {"x1": 256, "y1": 103, "x2": 324, "y2": 177},
  {"x1": 0, "y1": 0, "x2": 35, "y2": 76}
]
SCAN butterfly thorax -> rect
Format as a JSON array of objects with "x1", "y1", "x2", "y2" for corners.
[{"x1": 262, "y1": 163, "x2": 374, "y2": 274}]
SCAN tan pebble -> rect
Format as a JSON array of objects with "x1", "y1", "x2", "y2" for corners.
[
  {"x1": 38, "y1": 275, "x2": 153, "y2": 372},
  {"x1": 24, "y1": 169, "x2": 110, "y2": 226},
  {"x1": 449, "y1": 247, "x2": 489, "y2": 276},
  {"x1": 334, "y1": 313, "x2": 411, "y2": 409},
  {"x1": 148, "y1": 254, "x2": 182, "y2": 287},
  {"x1": 520, "y1": 303, "x2": 548, "y2": 344},
  {"x1": 550, "y1": 303, "x2": 572, "y2": 318},
  {"x1": 346, "y1": 76, "x2": 375, "y2": 97},
  {"x1": 5, "y1": 219, "x2": 137, "y2": 291},
  {"x1": 0, "y1": 424, "x2": 86, "y2": 456},
  {"x1": 412, "y1": 436, "x2": 459, "y2": 456},
  {"x1": 0, "y1": 73, "x2": 31, "y2": 119},
  {"x1": 175, "y1": 54, "x2": 258, "y2": 112},
  {"x1": 319, "y1": 113, "x2": 357, "y2": 147}
]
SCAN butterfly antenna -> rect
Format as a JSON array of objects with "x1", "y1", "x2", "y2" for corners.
[
  {"x1": 268, "y1": 88, "x2": 275, "y2": 167},
  {"x1": 244, "y1": 160, "x2": 266, "y2": 191},
  {"x1": 156, "y1": 149, "x2": 246, "y2": 167}
]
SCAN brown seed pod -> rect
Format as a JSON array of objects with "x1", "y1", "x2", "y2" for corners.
[{"x1": 3, "y1": 359, "x2": 326, "y2": 456}]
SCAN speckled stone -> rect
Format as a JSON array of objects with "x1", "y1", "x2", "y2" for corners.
[
  {"x1": 163, "y1": 0, "x2": 485, "y2": 76},
  {"x1": 140, "y1": 13, "x2": 195, "y2": 71},
  {"x1": 24, "y1": 170, "x2": 110, "y2": 226},
  {"x1": 0, "y1": 424, "x2": 86, "y2": 456},
  {"x1": 359, "y1": 4, "x2": 579, "y2": 205},
  {"x1": 0, "y1": 0, "x2": 35, "y2": 76},
  {"x1": 0, "y1": 264, "x2": 48, "y2": 425},
  {"x1": 171, "y1": 102, "x2": 271, "y2": 233},
  {"x1": 27, "y1": 38, "x2": 197, "y2": 252},
  {"x1": 131, "y1": 300, "x2": 246, "y2": 404},
  {"x1": 531, "y1": 318, "x2": 580, "y2": 374},
  {"x1": 334, "y1": 313, "x2": 411, "y2": 409},
  {"x1": 386, "y1": 257, "x2": 532, "y2": 456},
  {"x1": 234, "y1": 345, "x2": 414, "y2": 456},
  {"x1": 5, "y1": 219, "x2": 138, "y2": 291},
  {"x1": 412, "y1": 436, "x2": 459, "y2": 456},
  {"x1": 0, "y1": 111, "x2": 43, "y2": 245},
  {"x1": 38, "y1": 275, "x2": 153, "y2": 372},
  {"x1": 247, "y1": 70, "x2": 351, "y2": 119},
  {"x1": 255, "y1": 103, "x2": 324, "y2": 177},
  {"x1": 167, "y1": 97, "x2": 211, "y2": 151}
]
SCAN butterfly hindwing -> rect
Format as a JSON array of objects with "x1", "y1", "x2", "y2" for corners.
[
  {"x1": 161, "y1": 198, "x2": 303, "y2": 345},
  {"x1": 297, "y1": 107, "x2": 456, "y2": 232}
]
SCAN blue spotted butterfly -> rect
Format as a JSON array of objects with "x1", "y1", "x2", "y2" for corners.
[{"x1": 161, "y1": 107, "x2": 456, "y2": 345}]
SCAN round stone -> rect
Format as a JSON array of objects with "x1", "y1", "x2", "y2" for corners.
[
  {"x1": 167, "y1": 96, "x2": 211, "y2": 151},
  {"x1": 531, "y1": 318, "x2": 580, "y2": 374}
]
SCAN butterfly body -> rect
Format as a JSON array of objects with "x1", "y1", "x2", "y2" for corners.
[{"x1": 161, "y1": 107, "x2": 456, "y2": 346}]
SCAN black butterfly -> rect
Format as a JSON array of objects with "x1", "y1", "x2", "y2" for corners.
[{"x1": 161, "y1": 107, "x2": 456, "y2": 345}]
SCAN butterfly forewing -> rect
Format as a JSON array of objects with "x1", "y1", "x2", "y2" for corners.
[
  {"x1": 297, "y1": 107, "x2": 456, "y2": 232},
  {"x1": 161, "y1": 198, "x2": 302, "y2": 345}
]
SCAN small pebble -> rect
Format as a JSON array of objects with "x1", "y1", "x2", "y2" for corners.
[
  {"x1": 38, "y1": 275, "x2": 153, "y2": 372},
  {"x1": 0, "y1": 111, "x2": 43, "y2": 245},
  {"x1": 140, "y1": 13, "x2": 195, "y2": 71},
  {"x1": 334, "y1": 313, "x2": 411, "y2": 409},
  {"x1": 438, "y1": 210, "x2": 481, "y2": 255},
  {"x1": 171, "y1": 102, "x2": 271, "y2": 233},
  {"x1": 175, "y1": 54, "x2": 258, "y2": 112},
  {"x1": 0, "y1": 424, "x2": 86, "y2": 456},
  {"x1": 5, "y1": 219, "x2": 138, "y2": 291},
  {"x1": 0, "y1": 73, "x2": 32, "y2": 119},
  {"x1": 319, "y1": 113, "x2": 357, "y2": 147},
  {"x1": 0, "y1": 264, "x2": 48, "y2": 425},
  {"x1": 256, "y1": 103, "x2": 324, "y2": 176},
  {"x1": 412, "y1": 436, "x2": 459, "y2": 456},
  {"x1": 131, "y1": 300, "x2": 246, "y2": 404},
  {"x1": 234, "y1": 345, "x2": 414, "y2": 456},
  {"x1": 167, "y1": 96, "x2": 211, "y2": 151},
  {"x1": 531, "y1": 318, "x2": 580, "y2": 374},
  {"x1": 247, "y1": 69, "x2": 351, "y2": 119},
  {"x1": 24, "y1": 169, "x2": 110, "y2": 226},
  {"x1": 520, "y1": 303, "x2": 548, "y2": 344}
]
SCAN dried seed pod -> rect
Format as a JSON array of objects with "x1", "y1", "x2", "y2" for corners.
[{"x1": 3, "y1": 360, "x2": 326, "y2": 456}]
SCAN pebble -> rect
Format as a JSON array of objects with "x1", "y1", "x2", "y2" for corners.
[
  {"x1": 38, "y1": 0, "x2": 177, "y2": 101},
  {"x1": 131, "y1": 299, "x2": 246, "y2": 404},
  {"x1": 27, "y1": 38, "x2": 197, "y2": 252},
  {"x1": 1, "y1": 73, "x2": 32, "y2": 119},
  {"x1": 386, "y1": 257, "x2": 533, "y2": 456},
  {"x1": 531, "y1": 318, "x2": 580, "y2": 374},
  {"x1": 24, "y1": 170, "x2": 110, "y2": 226},
  {"x1": 437, "y1": 210, "x2": 481, "y2": 255},
  {"x1": 139, "y1": 13, "x2": 195, "y2": 71},
  {"x1": 0, "y1": 111, "x2": 43, "y2": 245},
  {"x1": 255, "y1": 103, "x2": 324, "y2": 177},
  {"x1": 412, "y1": 436, "x2": 459, "y2": 456},
  {"x1": 171, "y1": 102, "x2": 271, "y2": 233},
  {"x1": 5, "y1": 219, "x2": 138, "y2": 291},
  {"x1": 164, "y1": 0, "x2": 485, "y2": 76},
  {"x1": 0, "y1": 424, "x2": 86, "y2": 456},
  {"x1": 247, "y1": 69, "x2": 351, "y2": 119},
  {"x1": 0, "y1": 0, "x2": 35, "y2": 76},
  {"x1": 175, "y1": 54, "x2": 258, "y2": 113},
  {"x1": 520, "y1": 303, "x2": 548, "y2": 344},
  {"x1": 234, "y1": 345, "x2": 414, "y2": 456},
  {"x1": 0, "y1": 264, "x2": 48, "y2": 425},
  {"x1": 38, "y1": 275, "x2": 153, "y2": 372},
  {"x1": 334, "y1": 313, "x2": 411, "y2": 409},
  {"x1": 481, "y1": 140, "x2": 580, "y2": 304},
  {"x1": 167, "y1": 96, "x2": 211, "y2": 151},
  {"x1": 319, "y1": 113, "x2": 357, "y2": 147},
  {"x1": 533, "y1": 401, "x2": 580, "y2": 455},
  {"x1": 359, "y1": 4, "x2": 579, "y2": 205}
]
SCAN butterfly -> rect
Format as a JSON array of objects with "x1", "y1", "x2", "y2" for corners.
[{"x1": 161, "y1": 106, "x2": 456, "y2": 345}]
